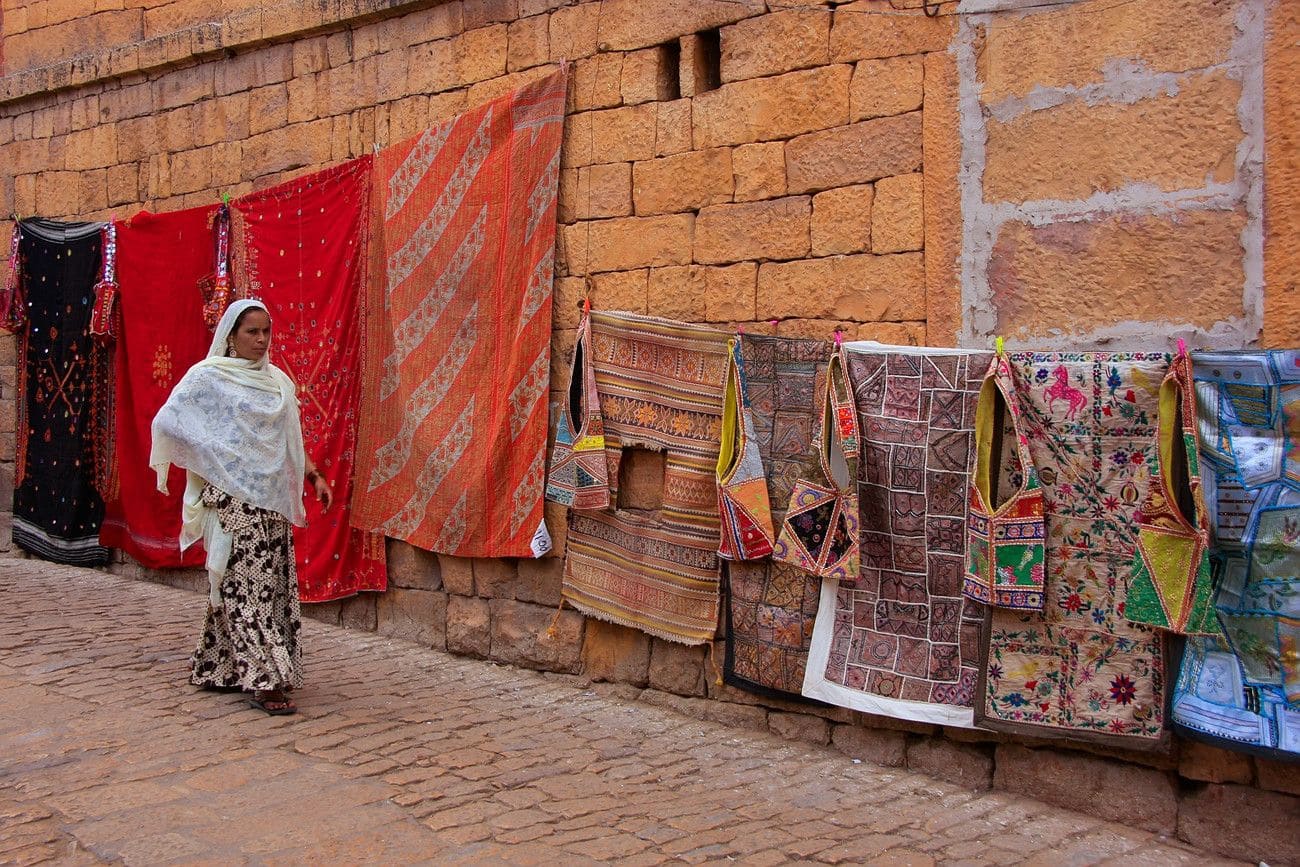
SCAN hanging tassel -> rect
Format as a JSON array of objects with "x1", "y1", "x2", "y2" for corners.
[
  {"x1": 544, "y1": 598, "x2": 568, "y2": 639},
  {"x1": 199, "y1": 205, "x2": 234, "y2": 331},
  {"x1": 88, "y1": 223, "x2": 119, "y2": 342},
  {"x1": 707, "y1": 641, "x2": 722, "y2": 688}
]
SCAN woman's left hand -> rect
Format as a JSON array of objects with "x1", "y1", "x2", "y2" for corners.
[{"x1": 313, "y1": 475, "x2": 333, "y2": 512}]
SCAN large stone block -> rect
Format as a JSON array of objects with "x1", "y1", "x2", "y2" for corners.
[
  {"x1": 786, "y1": 112, "x2": 922, "y2": 194},
  {"x1": 507, "y1": 14, "x2": 550, "y2": 72},
  {"x1": 720, "y1": 8, "x2": 830, "y2": 82},
  {"x1": 976, "y1": 0, "x2": 1236, "y2": 104},
  {"x1": 595, "y1": 0, "x2": 755, "y2": 51},
  {"x1": 692, "y1": 65, "x2": 851, "y2": 150},
  {"x1": 437, "y1": 554, "x2": 475, "y2": 596},
  {"x1": 647, "y1": 266, "x2": 707, "y2": 323},
  {"x1": 581, "y1": 618, "x2": 652, "y2": 686},
  {"x1": 994, "y1": 744, "x2": 1175, "y2": 833},
  {"x1": 829, "y1": 3, "x2": 953, "y2": 63},
  {"x1": 446, "y1": 594, "x2": 491, "y2": 658},
  {"x1": 516, "y1": 556, "x2": 563, "y2": 607},
  {"x1": 340, "y1": 594, "x2": 377, "y2": 632},
  {"x1": 851, "y1": 55, "x2": 923, "y2": 122},
  {"x1": 988, "y1": 209, "x2": 1247, "y2": 341},
  {"x1": 587, "y1": 214, "x2": 693, "y2": 272},
  {"x1": 695, "y1": 196, "x2": 810, "y2": 265},
  {"x1": 984, "y1": 70, "x2": 1242, "y2": 204},
  {"x1": 757, "y1": 252, "x2": 924, "y2": 321},
  {"x1": 830, "y1": 723, "x2": 906, "y2": 767},
  {"x1": 908, "y1": 738, "x2": 993, "y2": 791},
  {"x1": 922, "y1": 50, "x2": 961, "y2": 347},
  {"x1": 572, "y1": 162, "x2": 633, "y2": 219},
  {"x1": 303, "y1": 599, "x2": 343, "y2": 626},
  {"x1": 569, "y1": 53, "x2": 623, "y2": 112},
  {"x1": 1256, "y1": 757, "x2": 1300, "y2": 796},
  {"x1": 63, "y1": 124, "x2": 117, "y2": 171},
  {"x1": 647, "y1": 638, "x2": 708, "y2": 697},
  {"x1": 871, "y1": 173, "x2": 922, "y2": 254},
  {"x1": 633, "y1": 148, "x2": 734, "y2": 215},
  {"x1": 812, "y1": 184, "x2": 873, "y2": 256},
  {"x1": 770, "y1": 711, "x2": 830, "y2": 745},
  {"x1": 621, "y1": 46, "x2": 675, "y2": 105},
  {"x1": 384, "y1": 539, "x2": 443, "y2": 592},
  {"x1": 702, "y1": 262, "x2": 757, "y2": 322},
  {"x1": 655, "y1": 100, "x2": 693, "y2": 157},
  {"x1": 1177, "y1": 783, "x2": 1300, "y2": 865},
  {"x1": 488, "y1": 598, "x2": 584, "y2": 673},
  {"x1": 1177, "y1": 740, "x2": 1252, "y2": 785},
  {"x1": 563, "y1": 104, "x2": 657, "y2": 168},
  {"x1": 639, "y1": 689, "x2": 769, "y2": 731},
  {"x1": 376, "y1": 587, "x2": 448, "y2": 651},
  {"x1": 590, "y1": 267, "x2": 649, "y2": 312},
  {"x1": 472, "y1": 558, "x2": 518, "y2": 599},
  {"x1": 732, "y1": 141, "x2": 786, "y2": 203}
]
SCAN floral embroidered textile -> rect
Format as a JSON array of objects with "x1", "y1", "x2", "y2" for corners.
[
  {"x1": 963, "y1": 354, "x2": 1047, "y2": 611},
  {"x1": 773, "y1": 344, "x2": 860, "y2": 581},
  {"x1": 1170, "y1": 351, "x2": 1300, "y2": 760},
  {"x1": 87, "y1": 223, "x2": 119, "y2": 342},
  {"x1": 545, "y1": 309, "x2": 610, "y2": 510},
  {"x1": 562, "y1": 311, "x2": 730, "y2": 645},
  {"x1": 802, "y1": 344, "x2": 990, "y2": 725},
  {"x1": 716, "y1": 337, "x2": 777, "y2": 560},
  {"x1": 1126, "y1": 350, "x2": 1220, "y2": 635},
  {"x1": 978, "y1": 351, "x2": 1169, "y2": 750}
]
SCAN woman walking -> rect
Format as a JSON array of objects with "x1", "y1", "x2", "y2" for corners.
[{"x1": 151, "y1": 299, "x2": 332, "y2": 715}]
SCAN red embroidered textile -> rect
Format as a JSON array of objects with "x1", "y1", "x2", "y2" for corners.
[
  {"x1": 352, "y1": 68, "x2": 566, "y2": 557},
  {"x1": 100, "y1": 207, "x2": 214, "y2": 568},
  {"x1": 233, "y1": 158, "x2": 388, "y2": 602}
]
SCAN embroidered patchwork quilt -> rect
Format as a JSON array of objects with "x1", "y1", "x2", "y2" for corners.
[
  {"x1": 1170, "y1": 351, "x2": 1300, "y2": 759},
  {"x1": 724, "y1": 334, "x2": 832, "y2": 699},
  {"x1": 978, "y1": 352, "x2": 1169, "y2": 749},
  {"x1": 352, "y1": 68, "x2": 566, "y2": 558},
  {"x1": 563, "y1": 311, "x2": 730, "y2": 645},
  {"x1": 802, "y1": 344, "x2": 990, "y2": 726}
]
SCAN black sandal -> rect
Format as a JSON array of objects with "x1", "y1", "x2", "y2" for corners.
[{"x1": 249, "y1": 690, "x2": 297, "y2": 716}]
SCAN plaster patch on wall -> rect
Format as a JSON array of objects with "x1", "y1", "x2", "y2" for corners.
[{"x1": 955, "y1": 0, "x2": 1266, "y2": 350}]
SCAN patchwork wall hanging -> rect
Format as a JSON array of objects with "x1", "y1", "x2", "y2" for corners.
[
  {"x1": 353, "y1": 68, "x2": 566, "y2": 558},
  {"x1": 977, "y1": 352, "x2": 1169, "y2": 750},
  {"x1": 546, "y1": 307, "x2": 611, "y2": 510},
  {"x1": 562, "y1": 310, "x2": 730, "y2": 646},
  {"x1": 7, "y1": 219, "x2": 111, "y2": 566},
  {"x1": 724, "y1": 334, "x2": 832, "y2": 700},
  {"x1": 802, "y1": 344, "x2": 990, "y2": 726},
  {"x1": 1126, "y1": 349, "x2": 1220, "y2": 635},
  {"x1": 1170, "y1": 351, "x2": 1300, "y2": 760},
  {"x1": 99, "y1": 206, "x2": 216, "y2": 569},
  {"x1": 772, "y1": 341, "x2": 860, "y2": 580},
  {"x1": 716, "y1": 336, "x2": 776, "y2": 560},
  {"x1": 963, "y1": 353, "x2": 1047, "y2": 611},
  {"x1": 233, "y1": 157, "x2": 388, "y2": 603}
]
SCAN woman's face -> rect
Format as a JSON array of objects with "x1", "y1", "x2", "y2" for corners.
[{"x1": 229, "y1": 309, "x2": 272, "y2": 361}]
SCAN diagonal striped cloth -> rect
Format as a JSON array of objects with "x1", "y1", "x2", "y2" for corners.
[
  {"x1": 352, "y1": 68, "x2": 566, "y2": 557},
  {"x1": 563, "y1": 311, "x2": 730, "y2": 645}
]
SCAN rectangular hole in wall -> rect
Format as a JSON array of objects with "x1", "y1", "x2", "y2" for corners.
[
  {"x1": 693, "y1": 27, "x2": 722, "y2": 94},
  {"x1": 657, "y1": 40, "x2": 681, "y2": 101},
  {"x1": 616, "y1": 446, "x2": 666, "y2": 511}
]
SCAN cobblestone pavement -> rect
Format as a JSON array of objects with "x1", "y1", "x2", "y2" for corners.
[{"x1": 0, "y1": 561, "x2": 1240, "y2": 866}]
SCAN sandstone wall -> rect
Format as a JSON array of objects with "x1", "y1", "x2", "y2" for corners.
[{"x1": 0, "y1": 0, "x2": 1297, "y2": 862}]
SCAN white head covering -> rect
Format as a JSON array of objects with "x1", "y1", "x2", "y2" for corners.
[{"x1": 150, "y1": 299, "x2": 307, "y2": 605}]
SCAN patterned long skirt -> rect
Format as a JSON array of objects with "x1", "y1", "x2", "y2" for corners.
[{"x1": 189, "y1": 486, "x2": 304, "y2": 692}]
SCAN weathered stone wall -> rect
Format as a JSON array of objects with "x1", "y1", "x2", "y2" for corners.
[{"x1": 1, "y1": 0, "x2": 1298, "y2": 862}]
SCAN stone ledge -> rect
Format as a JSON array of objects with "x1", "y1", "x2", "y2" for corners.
[{"x1": 0, "y1": 0, "x2": 454, "y2": 108}]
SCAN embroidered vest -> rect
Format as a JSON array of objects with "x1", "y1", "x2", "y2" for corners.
[
  {"x1": 1126, "y1": 351, "x2": 1220, "y2": 635},
  {"x1": 717, "y1": 337, "x2": 777, "y2": 559},
  {"x1": 963, "y1": 354, "x2": 1047, "y2": 610},
  {"x1": 88, "y1": 223, "x2": 119, "y2": 342},
  {"x1": 545, "y1": 311, "x2": 611, "y2": 510},
  {"x1": 1, "y1": 223, "x2": 24, "y2": 334},
  {"x1": 198, "y1": 204, "x2": 234, "y2": 332},
  {"x1": 772, "y1": 343, "x2": 860, "y2": 581}
]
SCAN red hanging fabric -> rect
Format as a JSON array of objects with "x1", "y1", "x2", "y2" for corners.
[
  {"x1": 232, "y1": 157, "x2": 388, "y2": 603},
  {"x1": 99, "y1": 207, "x2": 215, "y2": 568}
]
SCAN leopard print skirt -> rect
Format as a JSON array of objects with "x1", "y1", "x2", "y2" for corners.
[{"x1": 189, "y1": 485, "x2": 304, "y2": 692}]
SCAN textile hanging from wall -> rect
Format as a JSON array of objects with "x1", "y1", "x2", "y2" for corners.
[
  {"x1": 99, "y1": 207, "x2": 216, "y2": 568},
  {"x1": 802, "y1": 344, "x2": 990, "y2": 725},
  {"x1": 352, "y1": 68, "x2": 566, "y2": 557},
  {"x1": 978, "y1": 352, "x2": 1169, "y2": 749},
  {"x1": 1170, "y1": 351, "x2": 1300, "y2": 759},
  {"x1": 233, "y1": 157, "x2": 387, "y2": 603},
  {"x1": 9, "y1": 219, "x2": 110, "y2": 566},
  {"x1": 563, "y1": 311, "x2": 730, "y2": 645},
  {"x1": 723, "y1": 334, "x2": 832, "y2": 699}
]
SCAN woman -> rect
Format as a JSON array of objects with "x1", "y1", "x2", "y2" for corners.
[{"x1": 151, "y1": 299, "x2": 332, "y2": 715}]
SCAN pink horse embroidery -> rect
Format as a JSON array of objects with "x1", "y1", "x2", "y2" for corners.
[{"x1": 1044, "y1": 365, "x2": 1087, "y2": 419}]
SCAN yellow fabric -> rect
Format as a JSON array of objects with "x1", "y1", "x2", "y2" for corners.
[
  {"x1": 973, "y1": 374, "x2": 997, "y2": 510},
  {"x1": 1157, "y1": 373, "x2": 1179, "y2": 504},
  {"x1": 1138, "y1": 526, "x2": 1196, "y2": 629},
  {"x1": 717, "y1": 338, "x2": 740, "y2": 481}
]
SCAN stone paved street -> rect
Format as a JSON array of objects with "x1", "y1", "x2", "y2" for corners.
[{"x1": 0, "y1": 560, "x2": 1241, "y2": 866}]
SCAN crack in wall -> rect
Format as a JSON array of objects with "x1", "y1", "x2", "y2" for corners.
[{"x1": 954, "y1": 0, "x2": 1267, "y2": 350}]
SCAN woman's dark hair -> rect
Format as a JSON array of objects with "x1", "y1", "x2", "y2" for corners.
[{"x1": 230, "y1": 304, "x2": 269, "y2": 332}]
